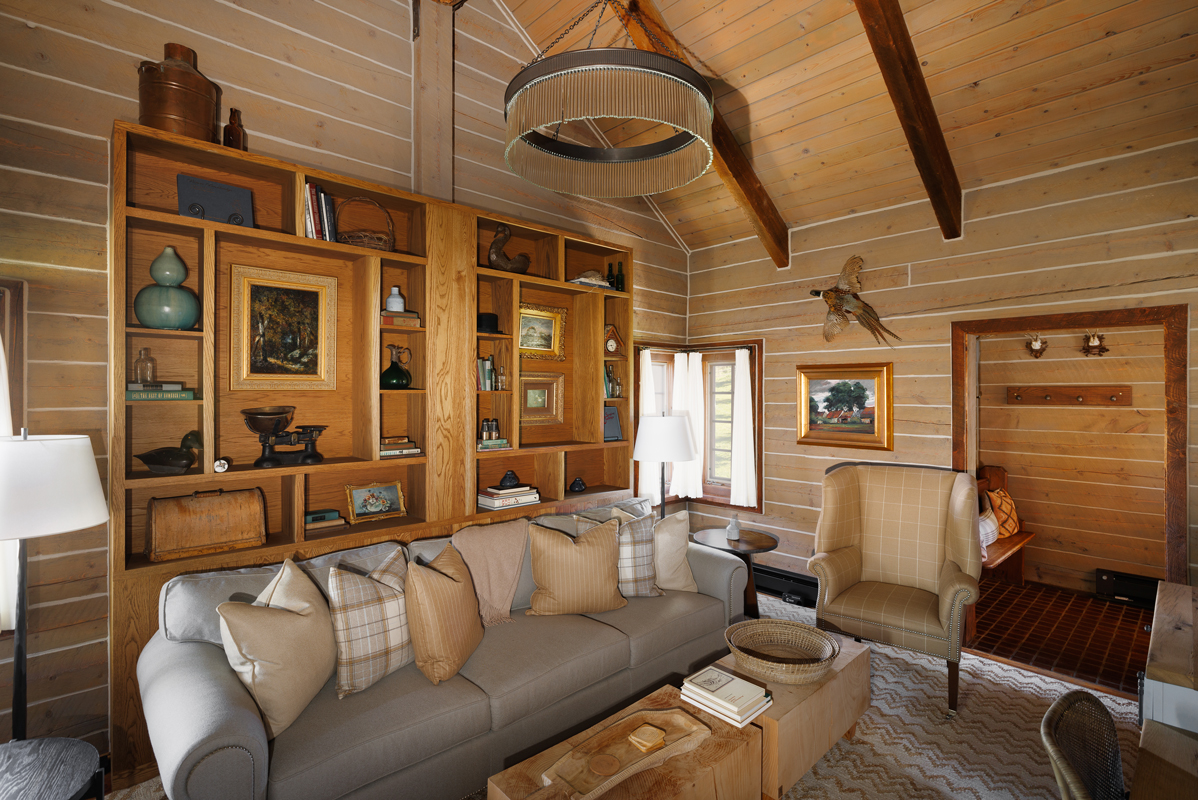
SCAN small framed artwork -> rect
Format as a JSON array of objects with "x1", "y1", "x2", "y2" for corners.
[
  {"x1": 520, "y1": 371, "x2": 565, "y2": 425},
  {"x1": 345, "y1": 480, "x2": 407, "y2": 524},
  {"x1": 797, "y1": 362, "x2": 893, "y2": 451},
  {"x1": 518, "y1": 302, "x2": 567, "y2": 361},
  {"x1": 230, "y1": 265, "x2": 337, "y2": 390}
]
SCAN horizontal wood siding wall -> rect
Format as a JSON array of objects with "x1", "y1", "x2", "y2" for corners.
[
  {"x1": 686, "y1": 138, "x2": 1197, "y2": 587},
  {"x1": 977, "y1": 329, "x2": 1168, "y2": 592},
  {"x1": 453, "y1": 0, "x2": 688, "y2": 342}
]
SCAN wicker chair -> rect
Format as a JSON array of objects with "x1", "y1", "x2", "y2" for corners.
[{"x1": 1041, "y1": 690, "x2": 1128, "y2": 800}]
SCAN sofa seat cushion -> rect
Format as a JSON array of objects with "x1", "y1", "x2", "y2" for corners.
[
  {"x1": 820, "y1": 580, "x2": 952, "y2": 658},
  {"x1": 584, "y1": 590, "x2": 724, "y2": 668},
  {"x1": 458, "y1": 613, "x2": 629, "y2": 730},
  {"x1": 267, "y1": 663, "x2": 490, "y2": 800}
]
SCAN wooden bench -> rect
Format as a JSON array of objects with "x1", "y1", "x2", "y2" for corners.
[{"x1": 965, "y1": 465, "x2": 1036, "y2": 645}]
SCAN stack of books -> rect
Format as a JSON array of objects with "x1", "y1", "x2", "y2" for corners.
[
  {"x1": 476, "y1": 437, "x2": 511, "y2": 452},
  {"x1": 126, "y1": 381, "x2": 193, "y2": 401},
  {"x1": 476, "y1": 357, "x2": 496, "y2": 390},
  {"x1": 380, "y1": 436, "x2": 421, "y2": 458},
  {"x1": 305, "y1": 508, "x2": 347, "y2": 533},
  {"x1": 680, "y1": 665, "x2": 772, "y2": 728},
  {"x1": 477, "y1": 483, "x2": 539, "y2": 509},
  {"x1": 381, "y1": 310, "x2": 421, "y2": 328},
  {"x1": 303, "y1": 183, "x2": 338, "y2": 242}
]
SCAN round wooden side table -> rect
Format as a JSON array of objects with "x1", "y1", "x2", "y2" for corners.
[
  {"x1": 690, "y1": 527, "x2": 779, "y2": 619},
  {"x1": 0, "y1": 737, "x2": 104, "y2": 800}
]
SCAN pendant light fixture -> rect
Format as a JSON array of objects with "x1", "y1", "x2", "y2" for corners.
[{"x1": 504, "y1": 0, "x2": 714, "y2": 198}]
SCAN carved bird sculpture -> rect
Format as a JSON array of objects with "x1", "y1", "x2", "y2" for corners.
[
  {"x1": 488, "y1": 224, "x2": 531, "y2": 274},
  {"x1": 811, "y1": 255, "x2": 901, "y2": 346}
]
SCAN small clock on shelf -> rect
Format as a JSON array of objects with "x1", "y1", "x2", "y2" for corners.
[{"x1": 604, "y1": 324, "x2": 625, "y2": 357}]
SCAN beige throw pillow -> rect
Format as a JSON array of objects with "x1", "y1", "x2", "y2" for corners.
[
  {"x1": 650, "y1": 510, "x2": 697, "y2": 592},
  {"x1": 610, "y1": 508, "x2": 663, "y2": 597},
  {"x1": 527, "y1": 520, "x2": 627, "y2": 616},
  {"x1": 405, "y1": 545, "x2": 484, "y2": 685},
  {"x1": 328, "y1": 548, "x2": 413, "y2": 698},
  {"x1": 217, "y1": 559, "x2": 337, "y2": 739}
]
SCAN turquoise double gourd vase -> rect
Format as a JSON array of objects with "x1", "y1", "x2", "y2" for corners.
[{"x1": 134, "y1": 246, "x2": 200, "y2": 330}]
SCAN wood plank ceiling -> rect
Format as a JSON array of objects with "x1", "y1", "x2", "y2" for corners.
[{"x1": 503, "y1": 0, "x2": 1198, "y2": 251}]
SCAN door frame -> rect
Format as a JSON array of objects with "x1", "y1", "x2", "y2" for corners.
[{"x1": 950, "y1": 304, "x2": 1189, "y2": 584}]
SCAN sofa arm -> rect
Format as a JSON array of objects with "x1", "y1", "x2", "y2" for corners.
[
  {"x1": 686, "y1": 543, "x2": 747, "y2": 624},
  {"x1": 938, "y1": 560, "x2": 980, "y2": 658},
  {"x1": 808, "y1": 546, "x2": 861, "y2": 611},
  {"x1": 138, "y1": 631, "x2": 269, "y2": 800}
]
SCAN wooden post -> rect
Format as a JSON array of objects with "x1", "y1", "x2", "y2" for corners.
[{"x1": 413, "y1": 0, "x2": 455, "y2": 202}]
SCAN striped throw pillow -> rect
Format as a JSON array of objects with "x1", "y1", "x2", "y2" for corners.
[
  {"x1": 328, "y1": 548, "x2": 413, "y2": 698},
  {"x1": 526, "y1": 520, "x2": 627, "y2": 616},
  {"x1": 611, "y1": 507, "x2": 663, "y2": 597},
  {"x1": 405, "y1": 545, "x2": 484, "y2": 685},
  {"x1": 985, "y1": 488, "x2": 1021, "y2": 539}
]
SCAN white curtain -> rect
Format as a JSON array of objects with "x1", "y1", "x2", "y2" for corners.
[
  {"x1": 669, "y1": 352, "x2": 705, "y2": 498},
  {"x1": 730, "y1": 348, "x2": 757, "y2": 507},
  {"x1": 0, "y1": 334, "x2": 17, "y2": 630},
  {"x1": 636, "y1": 348, "x2": 660, "y2": 504}
]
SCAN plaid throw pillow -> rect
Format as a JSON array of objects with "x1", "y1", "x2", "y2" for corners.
[
  {"x1": 328, "y1": 548, "x2": 413, "y2": 698},
  {"x1": 611, "y1": 508, "x2": 663, "y2": 598},
  {"x1": 985, "y1": 488, "x2": 1021, "y2": 539}
]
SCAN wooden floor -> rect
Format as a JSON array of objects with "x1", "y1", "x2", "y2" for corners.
[{"x1": 968, "y1": 578, "x2": 1153, "y2": 695}]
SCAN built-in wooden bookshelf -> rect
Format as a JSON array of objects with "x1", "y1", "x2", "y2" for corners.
[{"x1": 107, "y1": 121, "x2": 636, "y2": 784}]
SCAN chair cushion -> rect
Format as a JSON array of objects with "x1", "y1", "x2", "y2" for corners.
[
  {"x1": 527, "y1": 521, "x2": 627, "y2": 616},
  {"x1": 585, "y1": 590, "x2": 724, "y2": 668},
  {"x1": 821, "y1": 580, "x2": 952, "y2": 658},
  {"x1": 857, "y1": 465, "x2": 957, "y2": 594},
  {"x1": 267, "y1": 665, "x2": 490, "y2": 800},
  {"x1": 458, "y1": 612, "x2": 629, "y2": 729},
  {"x1": 406, "y1": 545, "x2": 485, "y2": 685}
]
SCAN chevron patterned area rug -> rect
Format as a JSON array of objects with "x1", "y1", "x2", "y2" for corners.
[{"x1": 757, "y1": 594, "x2": 1141, "y2": 800}]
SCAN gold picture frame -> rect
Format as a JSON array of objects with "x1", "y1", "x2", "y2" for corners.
[
  {"x1": 520, "y1": 371, "x2": 565, "y2": 425},
  {"x1": 797, "y1": 362, "x2": 893, "y2": 451},
  {"x1": 345, "y1": 480, "x2": 407, "y2": 524},
  {"x1": 518, "y1": 302, "x2": 567, "y2": 361},
  {"x1": 230, "y1": 265, "x2": 337, "y2": 390}
]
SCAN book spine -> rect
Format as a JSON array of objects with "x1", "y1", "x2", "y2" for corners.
[
  {"x1": 680, "y1": 685, "x2": 749, "y2": 714},
  {"x1": 381, "y1": 317, "x2": 421, "y2": 328},
  {"x1": 319, "y1": 188, "x2": 333, "y2": 241},
  {"x1": 127, "y1": 383, "x2": 183, "y2": 391},
  {"x1": 303, "y1": 189, "x2": 314, "y2": 238},
  {"x1": 323, "y1": 192, "x2": 337, "y2": 241},
  {"x1": 307, "y1": 184, "x2": 323, "y2": 240},
  {"x1": 126, "y1": 390, "x2": 195, "y2": 401},
  {"x1": 380, "y1": 448, "x2": 421, "y2": 455},
  {"x1": 477, "y1": 494, "x2": 539, "y2": 508}
]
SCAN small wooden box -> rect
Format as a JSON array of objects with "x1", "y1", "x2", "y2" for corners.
[{"x1": 147, "y1": 488, "x2": 267, "y2": 561}]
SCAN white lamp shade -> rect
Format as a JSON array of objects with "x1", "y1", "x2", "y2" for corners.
[
  {"x1": 0, "y1": 435, "x2": 108, "y2": 541},
  {"x1": 632, "y1": 414, "x2": 697, "y2": 463}
]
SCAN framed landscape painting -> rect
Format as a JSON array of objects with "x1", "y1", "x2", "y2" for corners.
[
  {"x1": 518, "y1": 302, "x2": 566, "y2": 361},
  {"x1": 796, "y1": 362, "x2": 893, "y2": 451},
  {"x1": 520, "y1": 371, "x2": 565, "y2": 425},
  {"x1": 230, "y1": 265, "x2": 337, "y2": 390}
]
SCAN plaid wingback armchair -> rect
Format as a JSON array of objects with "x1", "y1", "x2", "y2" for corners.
[{"x1": 809, "y1": 462, "x2": 982, "y2": 711}]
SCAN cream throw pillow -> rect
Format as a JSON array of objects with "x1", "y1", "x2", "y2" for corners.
[
  {"x1": 527, "y1": 520, "x2": 627, "y2": 616},
  {"x1": 329, "y1": 548, "x2": 413, "y2": 698},
  {"x1": 217, "y1": 559, "x2": 336, "y2": 739},
  {"x1": 405, "y1": 545, "x2": 484, "y2": 685},
  {"x1": 650, "y1": 510, "x2": 697, "y2": 592}
]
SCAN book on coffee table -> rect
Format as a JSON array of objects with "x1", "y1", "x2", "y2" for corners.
[
  {"x1": 680, "y1": 689, "x2": 773, "y2": 729},
  {"x1": 682, "y1": 665, "x2": 766, "y2": 714}
]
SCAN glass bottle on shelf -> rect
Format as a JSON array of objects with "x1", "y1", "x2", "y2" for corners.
[
  {"x1": 133, "y1": 348, "x2": 157, "y2": 384},
  {"x1": 223, "y1": 108, "x2": 246, "y2": 150},
  {"x1": 385, "y1": 286, "x2": 406, "y2": 312},
  {"x1": 606, "y1": 261, "x2": 615, "y2": 287},
  {"x1": 614, "y1": 377, "x2": 623, "y2": 398},
  {"x1": 496, "y1": 365, "x2": 507, "y2": 391},
  {"x1": 380, "y1": 344, "x2": 412, "y2": 389},
  {"x1": 615, "y1": 260, "x2": 625, "y2": 292}
]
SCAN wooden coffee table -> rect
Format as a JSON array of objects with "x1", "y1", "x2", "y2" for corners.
[
  {"x1": 488, "y1": 685, "x2": 761, "y2": 800},
  {"x1": 715, "y1": 635, "x2": 871, "y2": 800}
]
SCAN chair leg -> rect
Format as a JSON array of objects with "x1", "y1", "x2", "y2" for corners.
[{"x1": 948, "y1": 660, "x2": 959, "y2": 712}]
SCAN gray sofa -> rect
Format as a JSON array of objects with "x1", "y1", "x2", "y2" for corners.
[{"x1": 137, "y1": 504, "x2": 748, "y2": 800}]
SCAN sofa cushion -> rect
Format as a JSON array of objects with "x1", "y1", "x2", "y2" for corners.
[
  {"x1": 329, "y1": 548, "x2": 413, "y2": 698},
  {"x1": 527, "y1": 521, "x2": 627, "y2": 616},
  {"x1": 406, "y1": 545, "x2": 484, "y2": 685},
  {"x1": 458, "y1": 612, "x2": 629, "y2": 729},
  {"x1": 653, "y1": 510, "x2": 697, "y2": 592},
  {"x1": 160, "y1": 542, "x2": 403, "y2": 645},
  {"x1": 584, "y1": 590, "x2": 724, "y2": 668},
  {"x1": 267, "y1": 664, "x2": 490, "y2": 800}
]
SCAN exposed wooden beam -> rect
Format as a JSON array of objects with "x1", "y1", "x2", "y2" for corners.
[
  {"x1": 853, "y1": 0, "x2": 962, "y2": 240},
  {"x1": 618, "y1": 0, "x2": 790, "y2": 268}
]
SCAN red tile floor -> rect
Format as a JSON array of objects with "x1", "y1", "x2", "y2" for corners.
[{"x1": 966, "y1": 577, "x2": 1153, "y2": 696}]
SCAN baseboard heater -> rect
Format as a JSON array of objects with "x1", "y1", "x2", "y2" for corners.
[
  {"x1": 753, "y1": 564, "x2": 819, "y2": 607},
  {"x1": 1095, "y1": 568, "x2": 1158, "y2": 610}
]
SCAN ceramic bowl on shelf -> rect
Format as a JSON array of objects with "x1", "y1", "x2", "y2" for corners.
[{"x1": 241, "y1": 406, "x2": 295, "y2": 436}]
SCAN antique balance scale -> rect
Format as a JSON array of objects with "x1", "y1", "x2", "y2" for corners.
[{"x1": 240, "y1": 406, "x2": 326, "y2": 468}]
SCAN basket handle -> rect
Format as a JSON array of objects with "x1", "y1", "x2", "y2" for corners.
[{"x1": 335, "y1": 196, "x2": 395, "y2": 239}]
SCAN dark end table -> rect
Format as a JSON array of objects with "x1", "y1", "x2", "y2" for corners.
[
  {"x1": 0, "y1": 737, "x2": 104, "y2": 800},
  {"x1": 691, "y1": 527, "x2": 779, "y2": 619}
]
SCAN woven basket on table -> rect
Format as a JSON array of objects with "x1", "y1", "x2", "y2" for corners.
[
  {"x1": 725, "y1": 619, "x2": 840, "y2": 685},
  {"x1": 335, "y1": 196, "x2": 395, "y2": 251}
]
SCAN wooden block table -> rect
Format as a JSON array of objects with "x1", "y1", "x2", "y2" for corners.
[
  {"x1": 715, "y1": 635, "x2": 871, "y2": 800},
  {"x1": 488, "y1": 685, "x2": 761, "y2": 800}
]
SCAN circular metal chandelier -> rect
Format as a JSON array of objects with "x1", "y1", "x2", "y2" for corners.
[{"x1": 504, "y1": 0, "x2": 714, "y2": 198}]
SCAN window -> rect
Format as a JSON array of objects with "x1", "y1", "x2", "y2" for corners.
[{"x1": 706, "y1": 358, "x2": 734, "y2": 486}]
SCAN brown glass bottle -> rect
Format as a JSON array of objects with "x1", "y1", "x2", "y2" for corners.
[{"x1": 223, "y1": 108, "x2": 246, "y2": 151}]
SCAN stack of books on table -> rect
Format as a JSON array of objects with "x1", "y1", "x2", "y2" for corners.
[
  {"x1": 380, "y1": 436, "x2": 422, "y2": 458},
  {"x1": 477, "y1": 484, "x2": 539, "y2": 510},
  {"x1": 126, "y1": 381, "x2": 193, "y2": 401},
  {"x1": 381, "y1": 310, "x2": 421, "y2": 328},
  {"x1": 680, "y1": 665, "x2": 772, "y2": 728}
]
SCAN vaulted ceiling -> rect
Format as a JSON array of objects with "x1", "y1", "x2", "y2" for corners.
[{"x1": 504, "y1": 0, "x2": 1197, "y2": 251}]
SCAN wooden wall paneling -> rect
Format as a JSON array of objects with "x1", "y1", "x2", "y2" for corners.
[
  {"x1": 282, "y1": 473, "x2": 305, "y2": 543},
  {"x1": 353, "y1": 255, "x2": 382, "y2": 461}
]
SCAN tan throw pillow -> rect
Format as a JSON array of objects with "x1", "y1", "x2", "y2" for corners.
[
  {"x1": 611, "y1": 508, "x2": 663, "y2": 597},
  {"x1": 217, "y1": 559, "x2": 336, "y2": 739},
  {"x1": 986, "y1": 488, "x2": 1021, "y2": 538},
  {"x1": 328, "y1": 548, "x2": 413, "y2": 698},
  {"x1": 527, "y1": 520, "x2": 627, "y2": 616},
  {"x1": 405, "y1": 545, "x2": 484, "y2": 685},
  {"x1": 651, "y1": 510, "x2": 697, "y2": 593}
]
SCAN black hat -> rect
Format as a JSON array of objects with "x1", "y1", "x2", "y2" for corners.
[{"x1": 477, "y1": 313, "x2": 500, "y2": 334}]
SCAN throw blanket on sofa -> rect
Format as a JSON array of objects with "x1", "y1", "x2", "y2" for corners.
[{"x1": 452, "y1": 518, "x2": 529, "y2": 626}]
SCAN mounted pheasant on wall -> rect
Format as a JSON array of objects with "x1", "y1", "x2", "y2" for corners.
[{"x1": 812, "y1": 255, "x2": 901, "y2": 346}]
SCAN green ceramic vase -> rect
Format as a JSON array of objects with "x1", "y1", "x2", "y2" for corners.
[{"x1": 134, "y1": 246, "x2": 200, "y2": 330}]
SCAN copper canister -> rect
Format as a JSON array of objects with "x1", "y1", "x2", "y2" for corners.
[{"x1": 138, "y1": 43, "x2": 221, "y2": 143}]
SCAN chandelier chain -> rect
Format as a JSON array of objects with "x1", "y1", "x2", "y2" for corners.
[
  {"x1": 529, "y1": 0, "x2": 606, "y2": 65},
  {"x1": 527, "y1": 0, "x2": 682, "y2": 67}
]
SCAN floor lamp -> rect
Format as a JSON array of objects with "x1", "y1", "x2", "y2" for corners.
[
  {"x1": 632, "y1": 413, "x2": 696, "y2": 520},
  {"x1": 0, "y1": 430, "x2": 108, "y2": 798}
]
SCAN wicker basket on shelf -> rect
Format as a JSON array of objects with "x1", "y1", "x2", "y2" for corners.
[
  {"x1": 335, "y1": 196, "x2": 395, "y2": 251},
  {"x1": 725, "y1": 619, "x2": 840, "y2": 685}
]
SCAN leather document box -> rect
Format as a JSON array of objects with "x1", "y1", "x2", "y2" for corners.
[{"x1": 147, "y1": 488, "x2": 267, "y2": 561}]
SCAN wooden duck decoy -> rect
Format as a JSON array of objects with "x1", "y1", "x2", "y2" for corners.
[
  {"x1": 488, "y1": 224, "x2": 531, "y2": 274},
  {"x1": 135, "y1": 430, "x2": 202, "y2": 474}
]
